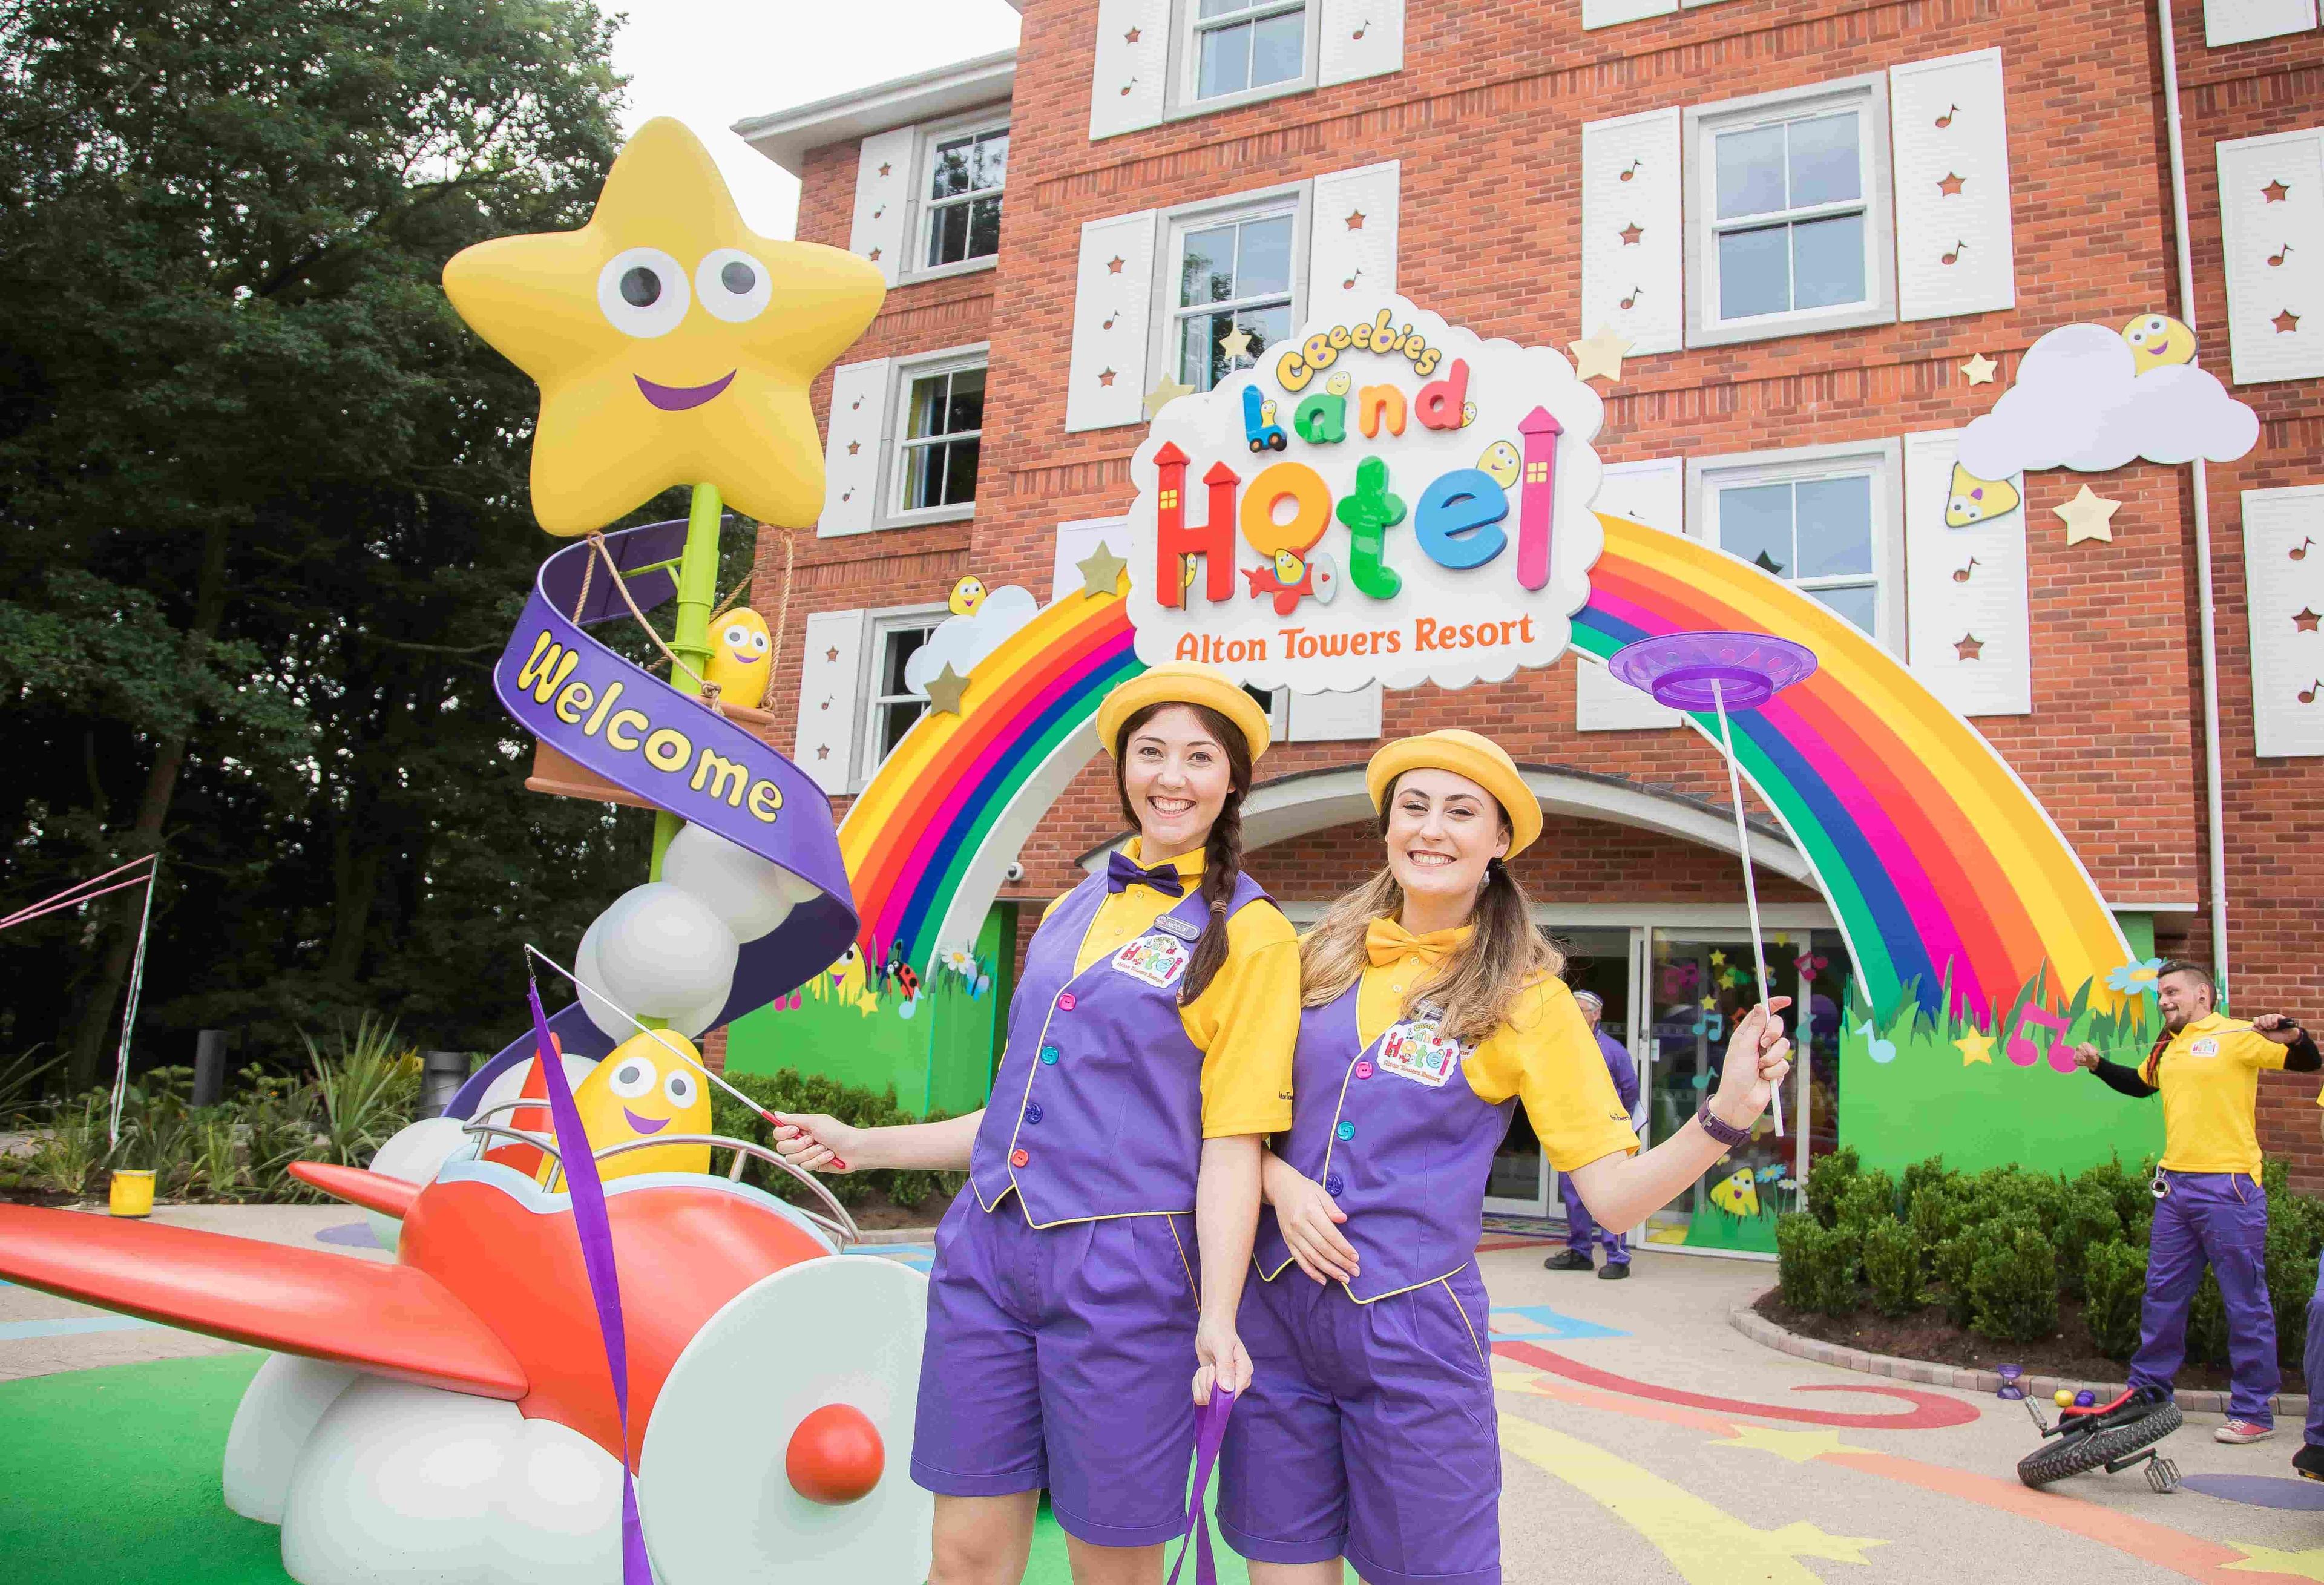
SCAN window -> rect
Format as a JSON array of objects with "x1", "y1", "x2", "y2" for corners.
[
  {"x1": 922, "y1": 124, "x2": 1006, "y2": 271},
  {"x1": 1686, "y1": 76, "x2": 1894, "y2": 348},
  {"x1": 1191, "y1": 0, "x2": 1307, "y2": 102},
  {"x1": 1690, "y1": 442, "x2": 1903, "y2": 649},
  {"x1": 1169, "y1": 203, "x2": 1299, "y2": 393},
  {"x1": 895, "y1": 361, "x2": 984, "y2": 516},
  {"x1": 860, "y1": 608, "x2": 945, "y2": 781}
]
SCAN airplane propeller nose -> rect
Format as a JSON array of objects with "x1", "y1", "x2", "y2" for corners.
[{"x1": 784, "y1": 1403, "x2": 885, "y2": 1505}]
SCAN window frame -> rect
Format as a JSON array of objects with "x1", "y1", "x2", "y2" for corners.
[
  {"x1": 882, "y1": 341, "x2": 989, "y2": 530},
  {"x1": 904, "y1": 109, "x2": 1009, "y2": 285},
  {"x1": 1686, "y1": 440, "x2": 1906, "y2": 654},
  {"x1": 1147, "y1": 182, "x2": 1311, "y2": 399},
  {"x1": 1684, "y1": 73, "x2": 1896, "y2": 349},
  {"x1": 1166, "y1": 0, "x2": 1321, "y2": 121},
  {"x1": 854, "y1": 601, "x2": 951, "y2": 790}
]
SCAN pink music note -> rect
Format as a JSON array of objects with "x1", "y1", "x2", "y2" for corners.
[
  {"x1": 1660, "y1": 963, "x2": 1699, "y2": 998},
  {"x1": 2008, "y1": 1007, "x2": 2072, "y2": 1071}
]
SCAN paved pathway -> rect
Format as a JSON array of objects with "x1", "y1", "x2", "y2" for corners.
[{"x1": 8, "y1": 1207, "x2": 2324, "y2": 1581}]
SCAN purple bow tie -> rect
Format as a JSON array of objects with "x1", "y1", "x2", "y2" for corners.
[{"x1": 1106, "y1": 850, "x2": 1187, "y2": 897}]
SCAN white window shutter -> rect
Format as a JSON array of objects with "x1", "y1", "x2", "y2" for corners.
[
  {"x1": 2218, "y1": 127, "x2": 2324, "y2": 386},
  {"x1": 1285, "y1": 685, "x2": 1384, "y2": 742},
  {"x1": 1318, "y1": 0, "x2": 1403, "y2": 85},
  {"x1": 1090, "y1": 0, "x2": 1170, "y2": 140},
  {"x1": 818, "y1": 359, "x2": 891, "y2": 537},
  {"x1": 2206, "y1": 0, "x2": 2317, "y2": 45},
  {"x1": 2244, "y1": 486, "x2": 2324, "y2": 757},
  {"x1": 795, "y1": 610, "x2": 869, "y2": 794},
  {"x1": 1584, "y1": 0, "x2": 1675, "y2": 23},
  {"x1": 1889, "y1": 50, "x2": 2015, "y2": 322},
  {"x1": 1308, "y1": 162, "x2": 1400, "y2": 324},
  {"x1": 1579, "y1": 110, "x2": 1682, "y2": 356},
  {"x1": 1065, "y1": 212, "x2": 1160, "y2": 433},
  {"x1": 1579, "y1": 459, "x2": 1685, "y2": 731},
  {"x1": 1902, "y1": 429, "x2": 2029, "y2": 718},
  {"x1": 1051, "y1": 517, "x2": 1129, "y2": 602},
  {"x1": 849, "y1": 128, "x2": 916, "y2": 286}
]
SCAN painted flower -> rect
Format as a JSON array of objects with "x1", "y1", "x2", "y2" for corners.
[{"x1": 2107, "y1": 957, "x2": 2164, "y2": 996}]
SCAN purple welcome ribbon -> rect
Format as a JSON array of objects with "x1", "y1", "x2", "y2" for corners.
[
  {"x1": 1165, "y1": 1386, "x2": 1236, "y2": 1585},
  {"x1": 527, "y1": 974, "x2": 651, "y2": 1585}
]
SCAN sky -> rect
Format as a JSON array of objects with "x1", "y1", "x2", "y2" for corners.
[{"x1": 600, "y1": 1, "x2": 1024, "y2": 238}]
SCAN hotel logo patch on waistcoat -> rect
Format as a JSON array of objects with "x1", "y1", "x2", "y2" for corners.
[
  {"x1": 1113, "y1": 932, "x2": 1192, "y2": 988},
  {"x1": 1377, "y1": 1011, "x2": 1468, "y2": 1089}
]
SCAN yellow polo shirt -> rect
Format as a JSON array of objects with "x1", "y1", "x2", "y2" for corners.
[
  {"x1": 1355, "y1": 943, "x2": 1640, "y2": 1173},
  {"x1": 1040, "y1": 841, "x2": 1298, "y2": 1137},
  {"x1": 2141, "y1": 1012, "x2": 2286, "y2": 1179}
]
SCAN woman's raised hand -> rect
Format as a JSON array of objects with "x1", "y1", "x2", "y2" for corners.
[
  {"x1": 1709, "y1": 997, "x2": 1794, "y2": 1129},
  {"x1": 1265, "y1": 1155, "x2": 1360, "y2": 1287},
  {"x1": 772, "y1": 1112, "x2": 863, "y2": 1175}
]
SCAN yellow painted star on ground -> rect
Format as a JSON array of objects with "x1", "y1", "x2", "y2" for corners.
[
  {"x1": 1144, "y1": 373, "x2": 1195, "y2": 419},
  {"x1": 1077, "y1": 540, "x2": 1129, "y2": 599},
  {"x1": 922, "y1": 663, "x2": 972, "y2": 716},
  {"x1": 1710, "y1": 1425, "x2": 1859, "y2": 1463},
  {"x1": 1568, "y1": 324, "x2": 1635, "y2": 382},
  {"x1": 2224, "y1": 1541, "x2": 2324, "y2": 1580},
  {"x1": 1957, "y1": 1030, "x2": 1995, "y2": 1065},
  {"x1": 1960, "y1": 352, "x2": 1999, "y2": 385},
  {"x1": 2055, "y1": 484, "x2": 2122, "y2": 545},
  {"x1": 442, "y1": 118, "x2": 884, "y2": 534}
]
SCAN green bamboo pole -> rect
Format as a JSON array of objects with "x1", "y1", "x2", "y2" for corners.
[{"x1": 648, "y1": 482, "x2": 724, "y2": 882}]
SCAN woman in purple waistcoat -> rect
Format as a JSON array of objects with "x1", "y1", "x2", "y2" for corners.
[
  {"x1": 1218, "y1": 730, "x2": 1791, "y2": 1585},
  {"x1": 775, "y1": 662, "x2": 1301, "y2": 1585}
]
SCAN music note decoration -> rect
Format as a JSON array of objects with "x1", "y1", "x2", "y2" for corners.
[
  {"x1": 2293, "y1": 537, "x2": 2314, "y2": 562},
  {"x1": 1952, "y1": 558, "x2": 1980, "y2": 583},
  {"x1": 2009, "y1": 1006, "x2": 2075, "y2": 1073},
  {"x1": 1941, "y1": 240, "x2": 1968, "y2": 266},
  {"x1": 2302, "y1": 680, "x2": 2323, "y2": 705},
  {"x1": 1935, "y1": 103, "x2": 1960, "y2": 128},
  {"x1": 1619, "y1": 158, "x2": 1642, "y2": 182},
  {"x1": 2270, "y1": 244, "x2": 2294, "y2": 267}
]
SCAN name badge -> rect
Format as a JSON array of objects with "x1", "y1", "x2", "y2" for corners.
[
  {"x1": 1154, "y1": 914, "x2": 1201, "y2": 941},
  {"x1": 2189, "y1": 1036, "x2": 2221, "y2": 1058},
  {"x1": 1112, "y1": 933, "x2": 1191, "y2": 989},
  {"x1": 1377, "y1": 1013, "x2": 1467, "y2": 1089}
]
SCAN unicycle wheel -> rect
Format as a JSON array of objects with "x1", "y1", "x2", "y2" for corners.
[{"x1": 2017, "y1": 1400, "x2": 2183, "y2": 1489}]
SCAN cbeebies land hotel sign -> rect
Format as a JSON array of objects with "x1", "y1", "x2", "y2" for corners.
[{"x1": 1124, "y1": 295, "x2": 1607, "y2": 692}]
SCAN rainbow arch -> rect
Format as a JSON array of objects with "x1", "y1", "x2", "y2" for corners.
[{"x1": 839, "y1": 519, "x2": 2128, "y2": 1024}]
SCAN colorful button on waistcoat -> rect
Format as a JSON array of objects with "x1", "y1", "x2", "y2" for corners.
[
  {"x1": 1009, "y1": 1149, "x2": 1029, "y2": 1168},
  {"x1": 1324, "y1": 1174, "x2": 1345, "y2": 1196},
  {"x1": 1039, "y1": 1045, "x2": 1060, "y2": 1064},
  {"x1": 1353, "y1": 1060, "x2": 1373, "y2": 1079},
  {"x1": 1024, "y1": 1103, "x2": 1043, "y2": 1124},
  {"x1": 1057, "y1": 992, "x2": 1077, "y2": 1011},
  {"x1": 1336, "y1": 1121, "x2": 1356, "y2": 1141}
]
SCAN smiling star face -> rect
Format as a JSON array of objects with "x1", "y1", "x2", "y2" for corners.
[
  {"x1": 948, "y1": 576, "x2": 987, "y2": 617},
  {"x1": 442, "y1": 119, "x2": 885, "y2": 535},
  {"x1": 2121, "y1": 312, "x2": 2196, "y2": 374},
  {"x1": 557, "y1": 1030, "x2": 714, "y2": 1184}
]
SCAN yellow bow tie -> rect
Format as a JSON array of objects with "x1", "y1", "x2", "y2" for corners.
[{"x1": 1365, "y1": 917, "x2": 1474, "y2": 968}]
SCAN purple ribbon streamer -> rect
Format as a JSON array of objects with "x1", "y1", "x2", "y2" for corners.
[
  {"x1": 1165, "y1": 1386, "x2": 1236, "y2": 1585},
  {"x1": 528, "y1": 977, "x2": 652, "y2": 1585}
]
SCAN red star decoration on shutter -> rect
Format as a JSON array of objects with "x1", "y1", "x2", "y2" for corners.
[
  {"x1": 1346, "y1": 211, "x2": 1365, "y2": 230},
  {"x1": 1955, "y1": 634, "x2": 1984, "y2": 660},
  {"x1": 846, "y1": 441, "x2": 860, "y2": 454},
  {"x1": 2275, "y1": 308, "x2": 2302, "y2": 334},
  {"x1": 2263, "y1": 179, "x2": 2290, "y2": 203},
  {"x1": 826, "y1": 647, "x2": 839, "y2": 663},
  {"x1": 817, "y1": 745, "x2": 830, "y2": 760},
  {"x1": 878, "y1": 163, "x2": 891, "y2": 177},
  {"x1": 1124, "y1": 25, "x2": 1140, "y2": 42},
  {"x1": 867, "y1": 247, "x2": 881, "y2": 261},
  {"x1": 1098, "y1": 368, "x2": 1117, "y2": 386},
  {"x1": 1938, "y1": 172, "x2": 1965, "y2": 196},
  {"x1": 1620, "y1": 223, "x2": 1644, "y2": 246},
  {"x1": 2296, "y1": 608, "x2": 2322, "y2": 633},
  {"x1": 1106, "y1": 255, "x2": 1124, "y2": 274}
]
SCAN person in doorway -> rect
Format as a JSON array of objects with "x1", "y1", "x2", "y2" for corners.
[
  {"x1": 772, "y1": 662, "x2": 1296, "y2": 1585},
  {"x1": 1546, "y1": 988, "x2": 1641, "y2": 1279},
  {"x1": 1219, "y1": 730, "x2": 1791, "y2": 1585},
  {"x1": 2072, "y1": 960, "x2": 2318, "y2": 1445}
]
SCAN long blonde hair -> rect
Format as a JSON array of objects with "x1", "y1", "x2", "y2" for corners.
[{"x1": 1298, "y1": 782, "x2": 1561, "y2": 1043}]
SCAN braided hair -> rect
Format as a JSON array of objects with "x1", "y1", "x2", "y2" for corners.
[{"x1": 1110, "y1": 700, "x2": 1253, "y2": 1005}]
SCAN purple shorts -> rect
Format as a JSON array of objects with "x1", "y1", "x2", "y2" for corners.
[
  {"x1": 910, "y1": 1189, "x2": 1203, "y2": 1547},
  {"x1": 1220, "y1": 1264, "x2": 1500, "y2": 1585}
]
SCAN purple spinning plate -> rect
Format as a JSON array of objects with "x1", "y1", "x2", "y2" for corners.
[{"x1": 1609, "y1": 631, "x2": 1819, "y2": 712}]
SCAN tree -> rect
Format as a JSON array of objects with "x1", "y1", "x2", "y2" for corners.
[{"x1": 0, "y1": 0, "x2": 660, "y2": 1085}]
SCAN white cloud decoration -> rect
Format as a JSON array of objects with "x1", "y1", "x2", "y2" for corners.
[
  {"x1": 904, "y1": 584, "x2": 1039, "y2": 696},
  {"x1": 1957, "y1": 323, "x2": 2259, "y2": 479}
]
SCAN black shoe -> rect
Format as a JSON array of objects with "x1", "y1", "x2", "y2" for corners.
[
  {"x1": 1597, "y1": 1262, "x2": 1632, "y2": 1281},
  {"x1": 1544, "y1": 1250, "x2": 1594, "y2": 1272},
  {"x1": 2296, "y1": 1443, "x2": 2324, "y2": 1483}
]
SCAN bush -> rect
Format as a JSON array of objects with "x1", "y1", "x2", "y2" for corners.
[
  {"x1": 1969, "y1": 1226, "x2": 2060, "y2": 1342},
  {"x1": 1862, "y1": 1219, "x2": 1923, "y2": 1316},
  {"x1": 2083, "y1": 1239, "x2": 2147, "y2": 1359},
  {"x1": 2267, "y1": 1190, "x2": 2324, "y2": 1368},
  {"x1": 1805, "y1": 1147, "x2": 1860, "y2": 1230},
  {"x1": 713, "y1": 1068, "x2": 965, "y2": 1214},
  {"x1": 2053, "y1": 1181, "x2": 2123, "y2": 1299},
  {"x1": 2075, "y1": 1157, "x2": 2154, "y2": 1245},
  {"x1": 1776, "y1": 1213, "x2": 1861, "y2": 1316},
  {"x1": 1900, "y1": 1155, "x2": 1947, "y2": 1207},
  {"x1": 1908, "y1": 1179, "x2": 1971, "y2": 1285},
  {"x1": 1833, "y1": 1169, "x2": 1899, "y2": 1235}
]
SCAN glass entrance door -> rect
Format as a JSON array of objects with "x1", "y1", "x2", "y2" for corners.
[{"x1": 1485, "y1": 925, "x2": 1633, "y2": 1216}]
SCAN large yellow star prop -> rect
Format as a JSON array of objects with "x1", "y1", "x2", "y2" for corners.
[{"x1": 442, "y1": 118, "x2": 884, "y2": 535}]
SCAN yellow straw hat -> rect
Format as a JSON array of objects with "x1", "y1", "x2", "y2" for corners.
[
  {"x1": 1096, "y1": 662, "x2": 1273, "y2": 761},
  {"x1": 1365, "y1": 730, "x2": 1541, "y2": 858}
]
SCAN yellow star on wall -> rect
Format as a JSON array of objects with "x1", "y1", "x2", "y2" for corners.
[
  {"x1": 1710, "y1": 950, "x2": 1727, "y2": 966},
  {"x1": 2055, "y1": 484, "x2": 2122, "y2": 545},
  {"x1": 1957, "y1": 1031, "x2": 1995, "y2": 1065},
  {"x1": 1568, "y1": 324, "x2": 1635, "y2": 382},
  {"x1": 1960, "y1": 352, "x2": 1998, "y2": 385},
  {"x1": 1218, "y1": 326, "x2": 1255, "y2": 361},
  {"x1": 442, "y1": 119, "x2": 884, "y2": 535},
  {"x1": 1144, "y1": 373, "x2": 1195, "y2": 418},
  {"x1": 1077, "y1": 540, "x2": 1129, "y2": 599},
  {"x1": 922, "y1": 663, "x2": 972, "y2": 716}
]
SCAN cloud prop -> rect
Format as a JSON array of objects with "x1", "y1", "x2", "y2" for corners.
[
  {"x1": 904, "y1": 584, "x2": 1039, "y2": 695},
  {"x1": 1957, "y1": 323, "x2": 2257, "y2": 479}
]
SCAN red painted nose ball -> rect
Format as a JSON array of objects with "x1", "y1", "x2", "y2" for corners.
[{"x1": 785, "y1": 1403, "x2": 885, "y2": 1505}]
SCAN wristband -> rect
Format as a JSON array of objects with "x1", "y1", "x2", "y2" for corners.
[{"x1": 1696, "y1": 1100, "x2": 1752, "y2": 1149}]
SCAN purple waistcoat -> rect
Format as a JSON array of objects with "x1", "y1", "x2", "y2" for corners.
[
  {"x1": 968, "y1": 867, "x2": 1273, "y2": 1226},
  {"x1": 1254, "y1": 980, "x2": 1512, "y2": 1302}
]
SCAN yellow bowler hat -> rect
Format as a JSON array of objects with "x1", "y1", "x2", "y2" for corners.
[
  {"x1": 1096, "y1": 662, "x2": 1273, "y2": 761},
  {"x1": 1365, "y1": 730, "x2": 1541, "y2": 858}
]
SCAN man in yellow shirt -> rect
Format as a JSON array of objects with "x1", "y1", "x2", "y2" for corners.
[{"x1": 2074, "y1": 961, "x2": 2317, "y2": 1444}]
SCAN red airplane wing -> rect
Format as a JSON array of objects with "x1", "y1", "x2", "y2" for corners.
[
  {"x1": 0, "y1": 1205, "x2": 527, "y2": 1399},
  {"x1": 290, "y1": 1161, "x2": 421, "y2": 1221}
]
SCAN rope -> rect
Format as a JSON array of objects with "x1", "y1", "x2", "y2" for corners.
[
  {"x1": 585, "y1": 533, "x2": 709, "y2": 695},
  {"x1": 573, "y1": 537, "x2": 597, "y2": 625},
  {"x1": 763, "y1": 522, "x2": 796, "y2": 712},
  {"x1": 1, "y1": 854, "x2": 156, "y2": 934},
  {"x1": 107, "y1": 859, "x2": 159, "y2": 1152}
]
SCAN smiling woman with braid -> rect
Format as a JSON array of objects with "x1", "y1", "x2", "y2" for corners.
[{"x1": 773, "y1": 662, "x2": 1296, "y2": 1585}]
